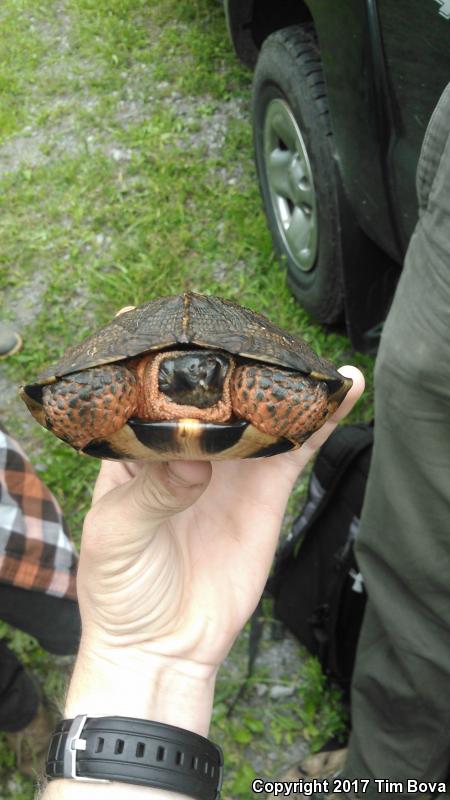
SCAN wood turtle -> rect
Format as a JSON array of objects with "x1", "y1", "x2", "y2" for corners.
[{"x1": 19, "y1": 293, "x2": 352, "y2": 460}]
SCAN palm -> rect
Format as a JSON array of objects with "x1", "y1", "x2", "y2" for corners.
[
  {"x1": 163, "y1": 456, "x2": 300, "y2": 658},
  {"x1": 82, "y1": 366, "x2": 363, "y2": 667},
  {"x1": 85, "y1": 454, "x2": 298, "y2": 661},
  {"x1": 87, "y1": 437, "x2": 324, "y2": 664}
]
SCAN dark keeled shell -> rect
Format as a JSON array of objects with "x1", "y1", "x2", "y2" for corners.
[{"x1": 32, "y1": 293, "x2": 343, "y2": 388}]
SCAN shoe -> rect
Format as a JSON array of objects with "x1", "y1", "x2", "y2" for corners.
[
  {"x1": 266, "y1": 748, "x2": 443, "y2": 799},
  {"x1": 297, "y1": 746, "x2": 348, "y2": 779},
  {"x1": 266, "y1": 746, "x2": 348, "y2": 799},
  {"x1": 5, "y1": 700, "x2": 55, "y2": 779},
  {"x1": 0, "y1": 324, "x2": 22, "y2": 359}
]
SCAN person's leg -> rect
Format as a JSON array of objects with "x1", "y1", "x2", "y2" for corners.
[
  {"x1": 267, "y1": 83, "x2": 450, "y2": 800},
  {"x1": 0, "y1": 585, "x2": 80, "y2": 775},
  {"x1": 0, "y1": 638, "x2": 39, "y2": 732},
  {"x1": 343, "y1": 88, "x2": 450, "y2": 798},
  {"x1": 0, "y1": 584, "x2": 80, "y2": 655},
  {"x1": 1, "y1": 636, "x2": 58, "y2": 777}
]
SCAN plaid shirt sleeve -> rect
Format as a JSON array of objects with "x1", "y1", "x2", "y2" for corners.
[{"x1": 0, "y1": 424, "x2": 78, "y2": 601}]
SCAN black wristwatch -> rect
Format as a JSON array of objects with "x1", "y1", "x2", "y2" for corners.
[{"x1": 46, "y1": 715, "x2": 223, "y2": 800}]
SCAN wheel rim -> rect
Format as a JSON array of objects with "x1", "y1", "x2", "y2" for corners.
[{"x1": 263, "y1": 98, "x2": 318, "y2": 273}]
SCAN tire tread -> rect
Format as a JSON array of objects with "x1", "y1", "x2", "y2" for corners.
[{"x1": 252, "y1": 23, "x2": 346, "y2": 324}]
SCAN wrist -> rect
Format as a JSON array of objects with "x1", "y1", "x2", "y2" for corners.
[
  {"x1": 64, "y1": 641, "x2": 217, "y2": 737},
  {"x1": 44, "y1": 715, "x2": 222, "y2": 800},
  {"x1": 43, "y1": 647, "x2": 219, "y2": 800}
]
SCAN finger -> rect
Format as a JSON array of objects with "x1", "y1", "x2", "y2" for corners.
[
  {"x1": 333, "y1": 365, "x2": 365, "y2": 419},
  {"x1": 91, "y1": 459, "x2": 139, "y2": 505},
  {"x1": 85, "y1": 461, "x2": 212, "y2": 559},
  {"x1": 298, "y1": 365, "x2": 365, "y2": 457},
  {"x1": 92, "y1": 458, "x2": 212, "y2": 513},
  {"x1": 167, "y1": 460, "x2": 213, "y2": 487},
  {"x1": 119, "y1": 459, "x2": 212, "y2": 523},
  {"x1": 274, "y1": 365, "x2": 364, "y2": 479}
]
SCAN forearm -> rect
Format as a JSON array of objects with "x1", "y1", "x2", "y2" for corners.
[{"x1": 39, "y1": 642, "x2": 217, "y2": 800}]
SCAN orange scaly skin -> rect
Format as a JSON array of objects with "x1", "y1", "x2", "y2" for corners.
[
  {"x1": 42, "y1": 365, "x2": 138, "y2": 449},
  {"x1": 230, "y1": 364, "x2": 330, "y2": 444},
  {"x1": 41, "y1": 353, "x2": 332, "y2": 450}
]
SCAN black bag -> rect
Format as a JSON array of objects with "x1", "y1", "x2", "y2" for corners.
[{"x1": 268, "y1": 422, "x2": 373, "y2": 697}]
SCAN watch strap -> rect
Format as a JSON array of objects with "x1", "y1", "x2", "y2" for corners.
[{"x1": 46, "y1": 715, "x2": 223, "y2": 800}]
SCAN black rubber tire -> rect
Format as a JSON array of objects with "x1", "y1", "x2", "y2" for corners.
[{"x1": 252, "y1": 24, "x2": 345, "y2": 324}]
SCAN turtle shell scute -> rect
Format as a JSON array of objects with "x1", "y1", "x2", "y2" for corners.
[{"x1": 34, "y1": 293, "x2": 342, "y2": 387}]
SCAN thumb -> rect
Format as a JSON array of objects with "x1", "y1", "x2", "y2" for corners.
[
  {"x1": 129, "y1": 460, "x2": 212, "y2": 521},
  {"x1": 81, "y1": 461, "x2": 211, "y2": 573}
]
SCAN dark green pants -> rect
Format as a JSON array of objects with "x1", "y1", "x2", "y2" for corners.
[{"x1": 344, "y1": 85, "x2": 450, "y2": 798}]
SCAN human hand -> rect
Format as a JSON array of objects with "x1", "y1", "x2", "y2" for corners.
[
  {"x1": 79, "y1": 364, "x2": 362, "y2": 660},
  {"x1": 80, "y1": 366, "x2": 363, "y2": 656},
  {"x1": 64, "y1": 364, "x2": 364, "y2": 734}
]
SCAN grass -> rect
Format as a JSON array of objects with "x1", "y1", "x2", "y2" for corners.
[
  {"x1": 212, "y1": 631, "x2": 349, "y2": 796},
  {"x1": 0, "y1": 0, "x2": 374, "y2": 795}
]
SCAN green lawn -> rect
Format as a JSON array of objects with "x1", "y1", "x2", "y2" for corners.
[{"x1": 0, "y1": 1, "x2": 374, "y2": 796}]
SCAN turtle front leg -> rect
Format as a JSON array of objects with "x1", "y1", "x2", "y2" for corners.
[
  {"x1": 230, "y1": 364, "x2": 331, "y2": 445},
  {"x1": 42, "y1": 364, "x2": 138, "y2": 450}
]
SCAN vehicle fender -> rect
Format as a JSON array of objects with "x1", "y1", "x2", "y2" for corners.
[{"x1": 225, "y1": 0, "x2": 312, "y2": 68}]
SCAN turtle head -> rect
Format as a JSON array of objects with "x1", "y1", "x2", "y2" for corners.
[{"x1": 159, "y1": 350, "x2": 231, "y2": 408}]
